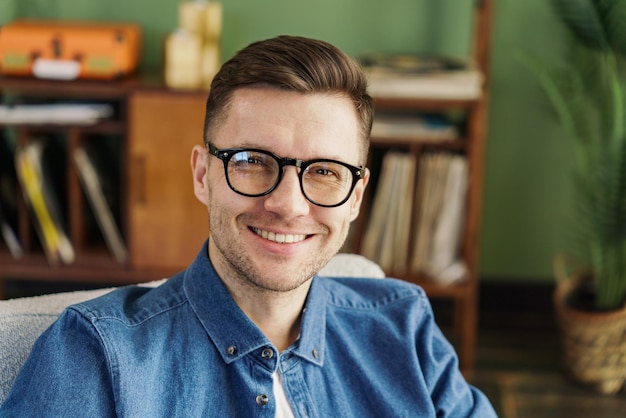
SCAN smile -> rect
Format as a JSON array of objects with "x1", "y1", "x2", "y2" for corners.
[{"x1": 251, "y1": 227, "x2": 307, "y2": 244}]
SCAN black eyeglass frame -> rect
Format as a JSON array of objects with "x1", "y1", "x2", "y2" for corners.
[{"x1": 207, "y1": 142, "x2": 366, "y2": 208}]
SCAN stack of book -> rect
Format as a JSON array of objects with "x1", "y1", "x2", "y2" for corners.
[
  {"x1": 410, "y1": 152, "x2": 469, "y2": 284},
  {"x1": 15, "y1": 140, "x2": 75, "y2": 265},
  {"x1": 0, "y1": 135, "x2": 22, "y2": 259},
  {"x1": 360, "y1": 53, "x2": 482, "y2": 101},
  {"x1": 2, "y1": 137, "x2": 128, "y2": 265},
  {"x1": 0, "y1": 103, "x2": 113, "y2": 125},
  {"x1": 72, "y1": 143, "x2": 128, "y2": 264},
  {"x1": 361, "y1": 151, "x2": 416, "y2": 274},
  {"x1": 361, "y1": 151, "x2": 469, "y2": 285},
  {"x1": 371, "y1": 113, "x2": 460, "y2": 142}
]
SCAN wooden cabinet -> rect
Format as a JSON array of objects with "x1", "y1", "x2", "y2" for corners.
[
  {"x1": 127, "y1": 90, "x2": 208, "y2": 271},
  {"x1": 351, "y1": 0, "x2": 494, "y2": 375},
  {"x1": 0, "y1": 77, "x2": 210, "y2": 295}
]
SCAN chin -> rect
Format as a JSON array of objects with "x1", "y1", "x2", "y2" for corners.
[{"x1": 251, "y1": 253, "x2": 330, "y2": 291}]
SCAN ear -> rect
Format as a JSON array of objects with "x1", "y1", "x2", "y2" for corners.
[
  {"x1": 349, "y1": 168, "x2": 370, "y2": 222},
  {"x1": 191, "y1": 144, "x2": 210, "y2": 206}
]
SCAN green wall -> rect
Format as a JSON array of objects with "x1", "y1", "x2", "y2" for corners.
[
  {"x1": 7, "y1": 0, "x2": 473, "y2": 71},
  {"x1": 0, "y1": 0, "x2": 16, "y2": 25},
  {"x1": 2, "y1": 0, "x2": 573, "y2": 284},
  {"x1": 483, "y1": 0, "x2": 574, "y2": 283}
]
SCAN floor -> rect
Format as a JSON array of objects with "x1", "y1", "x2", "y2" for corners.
[{"x1": 463, "y1": 284, "x2": 626, "y2": 418}]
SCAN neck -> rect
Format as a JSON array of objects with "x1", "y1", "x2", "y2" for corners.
[
  {"x1": 233, "y1": 283, "x2": 310, "y2": 351},
  {"x1": 208, "y1": 244, "x2": 313, "y2": 351},
  {"x1": 215, "y1": 263, "x2": 311, "y2": 350}
]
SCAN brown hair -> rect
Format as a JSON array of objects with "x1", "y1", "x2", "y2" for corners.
[{"x1": 203, "y1": 35, "x2": 373, "y2": 163}]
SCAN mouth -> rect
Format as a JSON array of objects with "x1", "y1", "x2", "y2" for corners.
[{"x1": 251, "y1": 227, "x2": 308, "y2": 244}]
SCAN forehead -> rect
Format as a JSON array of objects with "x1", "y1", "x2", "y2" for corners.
[{"x1": 218, "y1": 87, "x2": 363, "y2": 162}]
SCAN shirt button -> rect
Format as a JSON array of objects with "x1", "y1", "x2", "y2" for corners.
[
  {"x1": 312, "y1": 349, "x2": 319, "y2": 359},
  {"x1": 256, "y1": 394, "x2": 269, "y2": 406},
  {"x1": 226, "y1": 345, "x2": 237, "y2": 356},
  {"x1": 261, "y1": 348, "x2": 274, "y2": 359}
]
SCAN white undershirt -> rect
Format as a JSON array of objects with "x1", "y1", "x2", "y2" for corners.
[{"x1": 273, "y1": 370, "x2": 295, "y2": 418}]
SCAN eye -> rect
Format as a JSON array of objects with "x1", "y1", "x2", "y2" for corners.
[
  {"x1": 306, "y1": 162, "x2": 350, "y2": 183},
  {"x1": 232, "y1": 151, "x2": 270, "y2": 166},
  {"x1": 247, "y1": 156, "x2": 264, "y2": 165},
  {"x1": 229, "y1": 151, "x2": 279, "y2": 178},
  {"x1": 314, "y1": 167, "x2": 336, "y2": 176},
  {"x1": 308, "y1": 163, "x2": 336, "y2": 177}
]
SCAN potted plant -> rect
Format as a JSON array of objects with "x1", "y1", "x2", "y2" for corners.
[{"x1": 523, "y1": 0, "x2": 626, "y2": 394}]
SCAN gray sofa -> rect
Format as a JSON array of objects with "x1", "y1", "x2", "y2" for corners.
[{"x1": 0, "y1": 254, "x2": 384, "y2": 403}]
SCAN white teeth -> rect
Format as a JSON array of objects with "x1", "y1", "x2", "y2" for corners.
[{"x1": 253, "y1": 228, "x2": 306, "y2": 244}]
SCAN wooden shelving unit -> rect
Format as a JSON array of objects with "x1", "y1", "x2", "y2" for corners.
[
  {"x1": 352, "y1": 0, "x2": 494, "y2": 375},
  {"x1": 0, "y1": 76, "x2": 209, "y2": 297},
  {"x1": 0, "y1": 1, "x2": 493, "y2": 375}
]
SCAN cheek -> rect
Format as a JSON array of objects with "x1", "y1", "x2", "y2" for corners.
[
  {"x1": 319, "y1": 206, "x2": 354, "y2": 235},
  {"x1": 207, "y1": 178, "x2": 256, "y2": 222},
  {"x1": 349, "y1": 185, "x2": 367, "y2": 221}
]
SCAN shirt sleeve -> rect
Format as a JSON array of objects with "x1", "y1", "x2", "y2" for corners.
[
  {"x1": 0, "y1": 307, "x2": 117, "y2": 417},
  {"x1": 414, "y1": 291, "x2": 498, "y2": 417}
]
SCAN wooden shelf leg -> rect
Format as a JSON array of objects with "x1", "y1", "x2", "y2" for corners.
[{"x1": 456, "y1": 287, "x2": 478, "y2": 378}]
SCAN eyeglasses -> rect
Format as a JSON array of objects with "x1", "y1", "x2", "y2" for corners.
[{"x1": 207, "y1": 142, "x2": 366, "y2": 207}]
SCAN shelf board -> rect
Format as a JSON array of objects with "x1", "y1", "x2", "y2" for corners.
[
  {"x1": 389, "y1": 271, "x2": 475, "y2": 299},
  {"x1": 370, "y1": 136, "x2": 468, "y2": 150},
  {"x1": 0, "y1": 252, "x2": 177, "y2": 286},
  {"x1": 5, "y1": 120, "x2": 126, "y2": 135},
  {"x1": 373, "y1": 96, "x2": 480, "y2": 111},
  {"x1": 0, "y1": 74, "x2": 209, "y2": 99},
  {"x1": 0, "y1": 75, "x2": 135, "y2": 99}
]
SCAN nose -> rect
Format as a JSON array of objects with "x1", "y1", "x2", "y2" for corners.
[{"x1": 263, "y1": 166, "x2": 310, "y2": 218}]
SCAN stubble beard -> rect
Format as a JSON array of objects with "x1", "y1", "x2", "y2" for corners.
[{"x1": 208, "y1": 207, "x2": 349, "y2": 294}]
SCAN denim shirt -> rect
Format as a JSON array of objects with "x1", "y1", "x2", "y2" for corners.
[{"x1": 1, "y1": 242, "x2": 496, "y2": 417}]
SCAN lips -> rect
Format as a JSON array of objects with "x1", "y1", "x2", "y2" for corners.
[{"x1": 251, "y1": 227, "x2": 307, "y2": 244}]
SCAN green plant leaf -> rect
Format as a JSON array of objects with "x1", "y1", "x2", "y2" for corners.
[
  {"x1": 552, "y1": 0, "x2": 609, "y2": 51},
  {"x1": 523, "y1": 0, "x2": 626, "y2": 310}
]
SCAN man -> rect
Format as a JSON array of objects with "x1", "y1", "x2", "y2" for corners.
[{"x1": 1, "y1": 36, "x2": 496, "y2": 417}]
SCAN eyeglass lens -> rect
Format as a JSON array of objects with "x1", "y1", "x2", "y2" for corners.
[{"x1": 227, "y1": 150, "x2": 355, "y2": 206}]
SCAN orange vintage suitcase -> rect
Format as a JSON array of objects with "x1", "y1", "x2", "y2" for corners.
[{"x1": 0, "y1": 20, "x2": 141, "y2": 80}]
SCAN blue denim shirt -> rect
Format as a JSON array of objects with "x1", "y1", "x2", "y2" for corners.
[{"x1": 1, "y1": 242, "x2": 496, "y2": 417}]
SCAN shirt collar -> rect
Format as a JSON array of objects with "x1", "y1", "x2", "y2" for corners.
[{"x1": 183, "y1": 240, "x2": 326, "y2": 367}]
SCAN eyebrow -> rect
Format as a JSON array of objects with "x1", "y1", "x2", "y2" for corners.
[{"x1": 217, "y1": 142, "x2": 359, "y2": 166}]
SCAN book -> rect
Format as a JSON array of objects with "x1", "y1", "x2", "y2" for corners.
[
  {"x1": 0, "y1": 135, "x2": 22, "y2": 258},
  {"x1": 73, "y1": 143, "x2": 128, "y2": 264},
  {"x1": 409, "y1": 153, "x2": 469, "y2": 284},
  {"x1": 376, "y1": 153, "x2": 406, "y2": 271},
  {"x1": 371, "y1": 113, "x2": 459, "y2": 142},
  {"x1": 361, "y1": 53, "x2": 482, "y2": 100},
  {"x1": 361, "y1": 151, "x2": 399, "y2": 264},
  {"x1": 15, "y1": 141, "x2": 74, "y2": 265},
  {"x1": 426, "y1": 155, "x2": 469, "y2": 284},
  {"x1": 366, "y1": 69, "x2": 482, "y2": 100},
  {"x1": 0, "y1": 103, "x2": 113, "y2": 125},
  {"x1": 0, "y1": 200, "x2": 22, "y2": 259},
  {"x1": 391, "y1": 153, "x2": 417, "y2": 273},
  {"x1": 361, "y1": 151, "x2": 417, "y2": 273},
  {"x1": 410, "y1": 153, "x2": 450, "y2": 274},
  {"x1": 360, "y1": 53, "x2": 469, "y2": 74}
]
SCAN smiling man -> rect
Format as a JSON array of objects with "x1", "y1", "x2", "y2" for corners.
[
  {"x1": 193, "y1": 85, "x2": 369, "y2": 352},
  {"x1": 1, "y1": 36, "x2": 496, "y2": 417}
]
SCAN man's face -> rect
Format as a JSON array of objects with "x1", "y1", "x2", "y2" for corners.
[{"x1": 192, "y1": 86, "x2": 369, "y2": 293}]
